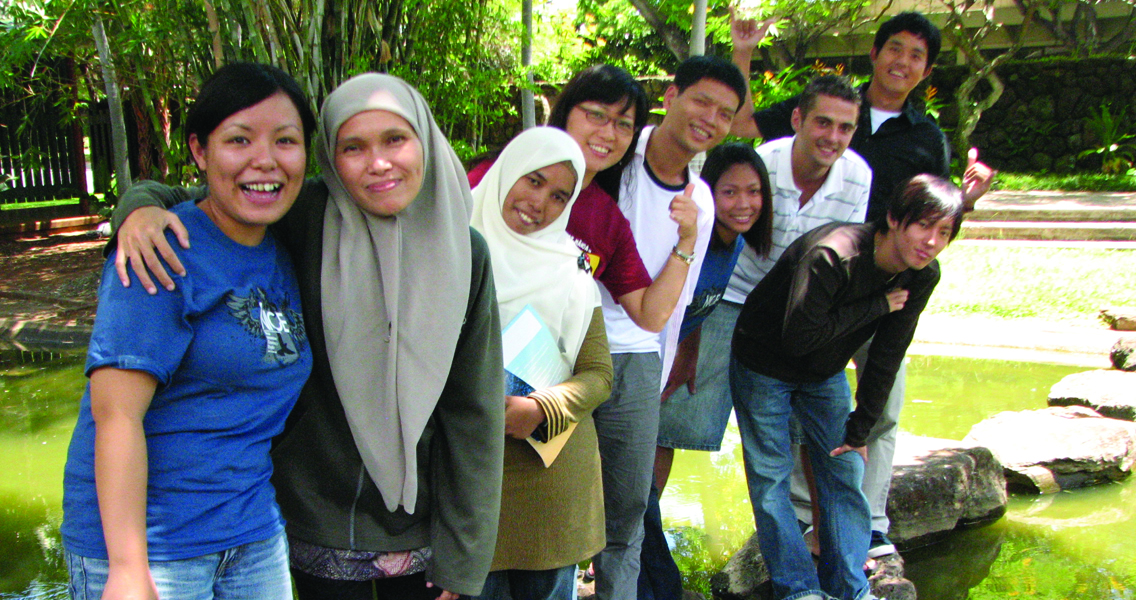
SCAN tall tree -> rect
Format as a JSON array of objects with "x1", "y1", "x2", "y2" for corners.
[
  {"x1": 1010, "y1": 0, "x2": 1136, "y2": 56},
  {"x1": 940, "y1": 0, "x2": 1037, "y2": 157},
  {"x1": 91, "y1": 12, "x2": 131, "y2": 192}
]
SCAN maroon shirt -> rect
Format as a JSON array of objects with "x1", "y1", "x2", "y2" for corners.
[{"x1": 469, "y1": 160, "x2": 652, "y2": 301}]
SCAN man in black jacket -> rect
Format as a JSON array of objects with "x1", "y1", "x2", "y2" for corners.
[
  {"x1": 729, "y1": 11, "x2": 996, "y2": 558},
  {"x1": 730, "y1": 175, "x2": 964, "y2": 600}
]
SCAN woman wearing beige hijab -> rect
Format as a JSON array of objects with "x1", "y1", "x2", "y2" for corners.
[{"x1": 110, "y1": 73, "x2": 505, "y2": 600}]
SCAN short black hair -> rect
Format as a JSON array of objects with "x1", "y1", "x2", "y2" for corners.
[
  {"x1": 797, "y1": 74, "x2": 861, "y2": 117},
  {"x1": 874, "y1": 12, "x2": 942, "y2": 66},
  {"x1": 673, "y1": 55, "x2": 747, "y2": 114},
  {"x1": 700, "y1": 142, "x2": 774, "y2": 257},
  {"x1": 879, "y1": 174, "x2": 964, "y2": 242},
  {"x1": 547, "y1": 64, "x2": 649, "y2": 175},
  {"x1": 185, "y1": 62, "x2": 316, "y2": 150}
]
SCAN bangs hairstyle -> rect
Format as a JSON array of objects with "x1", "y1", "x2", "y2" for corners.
[
  {"x1": 185, "y1": 62, "x2": 316, "y2": 150},
  {"x1": 548, "y1": 65, "x2": 648, "y2": 173},
  {"x1": 797, "y1": 74, "x2": 861, "y2": 117},
  {"x1": 874, "y1": 12, "x2": 942, "y2": 66},
  {"x1": 880, "y1": 174, "x2": 965, "y2": 242},
  {"x1": 700, "y1": 142, "x2": 774, "y2": 258},
  {"x1": 548, "y1": 64, "x2": 649, "y2": 198},
  {"x1": 673, "y1": 55, "x2": 747, "y2": 114}
]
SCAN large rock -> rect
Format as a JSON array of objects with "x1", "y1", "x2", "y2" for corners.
[
  {"x1": 887, "y1": 434, "x2": 1007, "y2": 549},
  {"x1": 1112, "y1": 338, "x2": 1136, "y2": 371},
  {"x1": 1048, "y1": 369, "x2": 1136, "y2": 421},
  {"x1": 710, "y1": 535, "x2": 915, "y2": 600},
  {"x1": 1100, "y1": 307, "x2": 1136, "y2": 331},
  {"x1": 965, "y1": 405, "x2": 1136, "y2": 493},
  {"x1": 712, "y1": 434, "x2": 1006, "y2": 600}
]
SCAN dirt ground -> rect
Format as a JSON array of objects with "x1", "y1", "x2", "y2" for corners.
[{"x1": 0, "y1": 233, "x2": 106, "y2": 327}]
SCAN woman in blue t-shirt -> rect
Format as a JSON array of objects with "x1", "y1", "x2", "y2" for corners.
[{"x1": 61, "y1": 63, "x2": 316, "y2": 600}]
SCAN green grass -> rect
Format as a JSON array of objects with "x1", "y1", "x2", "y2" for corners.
[
  {"x1": 926, "y1": 245, "x2": 1136, "y2": 324},
  {"x1": 0, "y1": 198, "x2": 81, "y2": 211},
  {"x1": 994, "y1": 171, "x2": 1136, "y2": 192}
]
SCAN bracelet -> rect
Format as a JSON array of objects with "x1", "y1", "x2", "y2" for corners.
[{"x1": 671, "y1": 245, "x2": 695, "y2": 265}]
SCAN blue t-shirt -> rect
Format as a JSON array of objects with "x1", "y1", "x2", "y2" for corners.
[
  {"x1": 678, "y1": 232, "x2": 745, "y2": 341},
  {"x1": 62, "y1": 201, "x2": 312, "y2": 561}
]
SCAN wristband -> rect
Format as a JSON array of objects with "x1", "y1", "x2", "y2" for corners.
[{"x1": 671, "y1": 245, "x2": 695, "y2": 265}]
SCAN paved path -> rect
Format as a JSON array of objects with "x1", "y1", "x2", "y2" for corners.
[
  {"x1": 911, "y1": 315, "x2": 1135, "y2": 368},
  {"x1": 917, "y1": 190, "x2": 1136, "y2": 366},
  {"x1": 975, "y1": 190, "x2": 1136, "y2": 214}
]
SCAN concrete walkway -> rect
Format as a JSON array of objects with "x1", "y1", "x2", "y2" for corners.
[
  {"x1": 963, "y1": 190, "x2": 1136, "y2": 244},
  {"x1": 912, "y1": 189, "x2": 1136, "y2": 367},
  {"x1": 910, "y1": 315, "x2": 1134, "y2": 368}
]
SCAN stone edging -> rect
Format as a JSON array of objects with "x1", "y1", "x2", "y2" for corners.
[{"x1": 0, "y1": 318, "x2": 92, "y2": 351}]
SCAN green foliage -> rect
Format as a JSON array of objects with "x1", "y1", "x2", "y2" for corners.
[
  {"x1": 2, "y1": 0, "x2": 525, "y2": 188},
  {"x1": 750, "y1": 61, "x2": 863, "y2": 111},
  {"x1": 995, "y1": 171, "x2": 1136, "y2": 192},
  {"x1": 668, "y1": 526, "x2": 716, "y2": 596},
  {"x1": 926, "y1": 246, "x2": 1136, "y2": 325},
  {"x1": 1078, "y1": 102, "x2": 1136, "y2": 175},
  {"x1": 571, "y1": 0, "x2": 678, "y2": 75}
]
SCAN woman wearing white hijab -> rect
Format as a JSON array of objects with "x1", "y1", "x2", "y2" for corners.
[
  {"x1": 469, "y1": 127, "x2": 612, "y2": 600},
  {"x1": 108, "y1": 74, "x2": 505, "y2": 600}
]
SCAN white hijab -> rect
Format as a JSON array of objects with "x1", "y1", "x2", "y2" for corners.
[
  {"x1": 470, "y1": 127, "x2": 597, "y2": 363},
  {"x1": 317, "y1": 73, "x2": 472, "y2": 514}
]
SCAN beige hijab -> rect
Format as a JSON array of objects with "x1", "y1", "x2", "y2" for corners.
[{"x1": 317, "y1": 73, "x2": 472, "y2": 513}]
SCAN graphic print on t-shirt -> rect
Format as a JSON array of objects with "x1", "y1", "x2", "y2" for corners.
[{"x1": 226, "y1": 287, "x2": 307, "y2": 364}]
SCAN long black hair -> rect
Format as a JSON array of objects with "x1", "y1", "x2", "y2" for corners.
[
  {"x1": 548, "y1": 65, "x2": 649, "y2": 199},
  {"x1": 700, "y1": 142, "x2": 774, "y2": 257}
]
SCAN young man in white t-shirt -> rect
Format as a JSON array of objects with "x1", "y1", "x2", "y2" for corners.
[{"x1": 591, "y1": 55, "x2": 747, "y2": 600}]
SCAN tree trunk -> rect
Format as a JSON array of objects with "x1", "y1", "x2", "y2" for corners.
[
  {"x1": 91, "y1": 14, "x2": 132, "y2": 195},
  {"x1": 521, "y1": 0, "x2": 534, "y2": 129},
  {"x1": 628, "y1": 0, "x2": 689, "y2": 61},
  {"x1": 942, "y1": 0, "x2": 1036, "y2": 158},
  {"x1": 202, "y1": 0, "x2": 225, "y2": 68}
]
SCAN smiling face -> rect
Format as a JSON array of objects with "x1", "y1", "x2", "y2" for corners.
[
  {"x1": 333, "y1": 110, "x2": 424, "y2": 217},
  {"x1": 190, "y1": 92, "x2": 306, "y2": 246},
  {"x1": 882, "y1": 213, "x2": 956, "y2": 272},
  {"x1": 870, "y1": 31, "x2": 933, "y2": 100},
  {"x1": 713, "y1": 163, "x2": 764, "y2": 236},
  {"x1": 660, "y1": 78, "x2": 740, "y2": 155},
  {"x1": 501, "y1": 162, "x2": 577, "y2": 235},
  {"x1": 564, "y1": 100, "x2": 636, "y2": 176},
  {"x1": 790, "y1": 94, "x2": 859, "y2": 172}
]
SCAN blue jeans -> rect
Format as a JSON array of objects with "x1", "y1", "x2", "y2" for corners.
[
  {"x1": 592, "y1": 352, "x2": 663, "y2": 600},
  {"x1": 637, "y1": 485, "x2": 682, "y2": 600},
  {"x1": 730, "y1": 359, "x2": 872, "y2": 600},
  {"x1": 66, "y1": 531, "x2": 291, "y2": 600},
  {"x1": 473, "y1": 565, "x2": 577, "y2": 600}
]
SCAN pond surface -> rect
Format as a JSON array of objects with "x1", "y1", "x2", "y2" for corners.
[
  {"x1": 661, "y1": 355, "x2": 1136, "y2": 599},
  {"x1": 1, "y1": 352, "x2": 1133, "y2": 599}
]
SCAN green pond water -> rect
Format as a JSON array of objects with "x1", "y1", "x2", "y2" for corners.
[{"x1": 1, "y1": 351, "x2": 1133, "y2": 599}]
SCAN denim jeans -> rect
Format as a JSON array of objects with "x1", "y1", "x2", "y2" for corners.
[
  {"x1": 637, "y1": 485, "x2": 682, "y2": 600},
  {"x1": 730, "y1": 358, "x2": 872, "y2": 600},
  {"x1": 657, "y1": 301, "x2": 741, "y2": 451},
  {"x1": 472, "y1": 565, "x2": 577, "y2": 600},
  {"x1": 592, "y1": 352, "x2": 663, "y2": 600},
  {"x1": 791, "y1": 340, "x2": 906, "y2": 535},
  {"x1": 66, "y1": 531, "x2": 291, "y2": 600}
]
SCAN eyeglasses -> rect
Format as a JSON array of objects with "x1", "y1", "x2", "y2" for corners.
[{"x1": 574, "y1": 105, "x2": 636, "y2": 136}]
